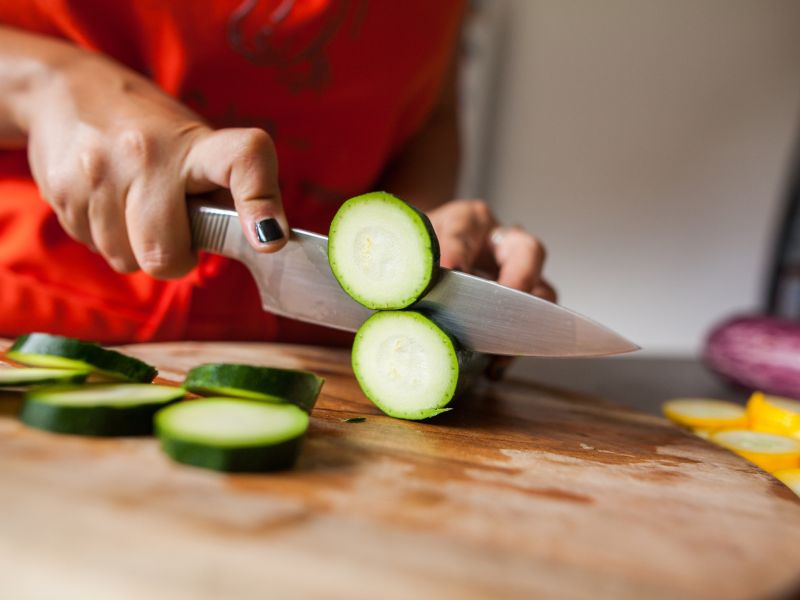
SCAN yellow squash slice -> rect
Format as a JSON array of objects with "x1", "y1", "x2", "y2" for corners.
[
  {"x1": 747, "y1": 391, "x2": 800, "y2": 436},
  {"x1": 691, "y1": 428, "x2": 714, "y2": 440},
  {"x1": 772, "y1": 468, "x2": 800, "y2": 497},
  {"x1": 663, "y1": 398, "x2": 747, "y2": 430},
  {"x1": 710, "y1": 429, "x2": 800, "y2": 473}
]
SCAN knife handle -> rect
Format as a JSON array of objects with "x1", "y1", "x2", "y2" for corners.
[{"x1": 187, "y1": 200, "x2": 244, "y2": 259}]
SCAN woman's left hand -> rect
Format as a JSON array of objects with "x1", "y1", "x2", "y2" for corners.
[
  {"x1": 427, "y1": 199, "x2": 557, "y2": 302},
  {"x1": 426, "y1": 199, "x2": 557, "y2": 378}
]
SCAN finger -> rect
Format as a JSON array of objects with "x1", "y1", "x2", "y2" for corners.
[
  {"x1": 532, "y1": 278, "x2": 558, "y2": 303},
  {"x1": 53, "y1": 196, "x2": 94, "y2": 250},
  {"x1": 494, "y1": 228, "x2": 547, "y2": 292},
  {"x1": 36, "y1": 166, "x2": 95, "y2": 250},
  {"x1": 88, "y1": 183, "x2": 139, "y2": 273},
  {"x1": 184, "y1": 128, "x2": 287, "y2": 253},
  {"x1": 125, "y1": 176, "x2": 196, "y2": 279},
  {"x1": 439, "y1": 234, "x2": 481, "y2": 272},
  {"x1": 436, "y1": 200, "x2": 496, "y2": 272}
]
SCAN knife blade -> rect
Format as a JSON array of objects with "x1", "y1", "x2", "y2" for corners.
[{"x1": 188, "y1": 201, "x2": 638, "y2": 357}]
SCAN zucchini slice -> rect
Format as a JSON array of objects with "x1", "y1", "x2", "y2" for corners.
[
  {"x1": 183, "y1": 363, "x2": 323, "y2": 412},
  {"x1": 21, "y1": 383, "x2": 185, "y2": 436},
  {"x1": 352, "y1": 311, "x2": 484, "y2": 420},
  {"x1": 328, "y1": 192, "x2": 440, "y2": 309},
  {"x1": 0, "y1": 367, "x2": 89, "y2": 387},
  {"x1": 8, "y1": 333, "x2": 157, "y2": 383},
  {"x1": 156, "y1": 398, "x2": 309, "y2": 472}
]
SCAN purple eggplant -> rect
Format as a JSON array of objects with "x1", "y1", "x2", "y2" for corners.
[{"x1": 704, "y1": 315, "x2": 800, "y2": 399}]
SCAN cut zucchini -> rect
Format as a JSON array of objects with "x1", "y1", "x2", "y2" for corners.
[
  {"x1": 156, "y1": 398, "x2": 309, "y2": 472},
  {"x1": 0, "y1": 367, "x2": 89, "y2": 387},
  {"x1": 352, "y1": 311, "x2": 484, "y2": 420},
  {"x1": 662, "y1": 398, "x2": 747, "y2": 430},
  {"x1": 710, "y1": 429, "x2": 800, "y2": 473},
  {"x1": 8, "y1": 333, "x2": 157, "y2": 382},
  {"x1": 183, "y1": 363, "x2": 323, "y2": 413},
  {"x1": 328, "y1": 192, "x2": 440, "y2": 310},
  {"x1": 20, "y1": 383, "x2": 185, "y2": 436}
]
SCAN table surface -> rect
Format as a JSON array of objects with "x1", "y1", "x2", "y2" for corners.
[
  {"x1": 507, "y1": 354, "x2": 749, "y2": 416},
  {"x1": 1, "y1": 341, "x2": 798, "y2": 600}
]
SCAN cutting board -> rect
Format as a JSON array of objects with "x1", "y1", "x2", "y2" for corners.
[{"x1": 1, "y1": 341, "x2": 798, "y2": 600}]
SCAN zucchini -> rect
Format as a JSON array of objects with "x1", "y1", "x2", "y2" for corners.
[
  {"x1": 352, "y1": 311, "x2": 485, "y2": 420},
  {"x1": 156, "y1": 398, "x2": 309, "y2": 472},
  {"x1": 8, "y1": 333, "x2": 157, "y2": 382},
  {"x1": 183, "y1": 363, "x2": 323, "y2": 413},
  {"x1": 328, "y1": 192, "x2": 440, "y2": 309},
  {"x1": 0, "y1": 367, "x2": 89, "y2": 387},
  {"x1": 20, "y1": 383, "x2": 185, "y2": 436}
]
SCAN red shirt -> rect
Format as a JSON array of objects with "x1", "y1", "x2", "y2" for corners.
[{"x1": 0, "y1": 0, "x2": 463, "y2": 344}]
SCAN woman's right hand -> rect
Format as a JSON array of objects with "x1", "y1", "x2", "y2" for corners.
[{"x1": 3, "y1": 27, "x2": 288, "y2": 278}]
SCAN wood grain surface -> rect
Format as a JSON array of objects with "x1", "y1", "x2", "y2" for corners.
[{"x1": 1, "y1": 340, "x2": 799, "y2": 600}]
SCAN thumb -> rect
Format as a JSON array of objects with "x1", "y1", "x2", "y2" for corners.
[
  {"x1": 184, "y1": 127, "x2": 288, "y2": 252},
  {"x1": 438, "y1": 235, "x2": 475, "y2": 272}
]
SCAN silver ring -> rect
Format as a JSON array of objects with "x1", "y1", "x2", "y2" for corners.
[{"x1": 490, "y1": 225, "x2": 512, "y2": 248}]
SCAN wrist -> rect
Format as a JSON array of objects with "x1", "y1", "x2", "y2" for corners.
[{"x1": 0, "y1": 29, "x2": 86, "y2": 141}]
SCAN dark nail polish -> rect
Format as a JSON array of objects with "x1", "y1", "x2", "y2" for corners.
[{"x1": 255, "y1": 218, "x2": 284, "y2": 244}]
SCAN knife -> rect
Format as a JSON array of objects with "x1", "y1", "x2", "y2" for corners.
[{"x1": 188, "y1": 201, "x2": 638, "y2": 357}]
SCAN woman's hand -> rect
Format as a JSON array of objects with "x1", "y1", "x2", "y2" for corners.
[
  {"x1": 427, "y1": 199, "x2": 556, "y2": 302},
  {"x1": 427, "y1": 200, "x2": 556, "y2": 379},
  {"x1": 14, "y1": 33, "x2": 288, "y2": 278}
]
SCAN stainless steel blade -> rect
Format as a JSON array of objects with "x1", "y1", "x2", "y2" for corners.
[
  {"x1": 189, "y1": 201, "x2": 639, "y2": 357},
  {"x1": 415, "y1": 272, "x2": 639, "y2": 357},
  {"x1": 189, "y1": 201, "x2": 373, "y2": 332}
]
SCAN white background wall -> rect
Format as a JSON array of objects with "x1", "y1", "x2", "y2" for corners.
[{"x1": 480, "y1": 0, "x2": 800, "y2": 355}]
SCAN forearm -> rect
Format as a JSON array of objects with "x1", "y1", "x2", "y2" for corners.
[{"x1": 0, "y1": 26, "x2": 81, "y2": 148}]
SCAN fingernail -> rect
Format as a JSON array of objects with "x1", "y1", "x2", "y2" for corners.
[{"x1": 255, "y1": 218, "x2": 284, "y2": 244}]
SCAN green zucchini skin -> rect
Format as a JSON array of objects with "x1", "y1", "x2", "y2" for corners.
[
  {"x1": 184, "y1": 363, "x2": 323, "y2": 412},
  {"x1": 8, "y1": 333, "x2": 157, "y2": 383},
  {"x1": 453, "y1": 348, "x2": 490, "y2": 398},
  {"x1": 155, "y1": 399, "x2": 309, "y2": 472},
  {"x1": 405, "y1": 200, "x2": 441, "y2": 271},
  {"x1": 158, "y1": 435, "x2": 303, "y2": 472},
  {"x1": 20, "y1": 401, "x2": 165, "y2": 436},
  {"x1": 20, "y1": 384, "x2": 185, "y2": 436},
  {"x1": 352, "y1": 311, "x2": 487, "y2": 421},
  {"x1": 0, "y1": 368, "x2": 89, "y2": 387},
  {"x1": 327, "y1": 191, "x2": 440, "y2": 310}
]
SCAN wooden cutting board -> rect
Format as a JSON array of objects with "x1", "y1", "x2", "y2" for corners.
[{"x1": 1, "y1": 341, "x2": 798, "y2": 600}]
